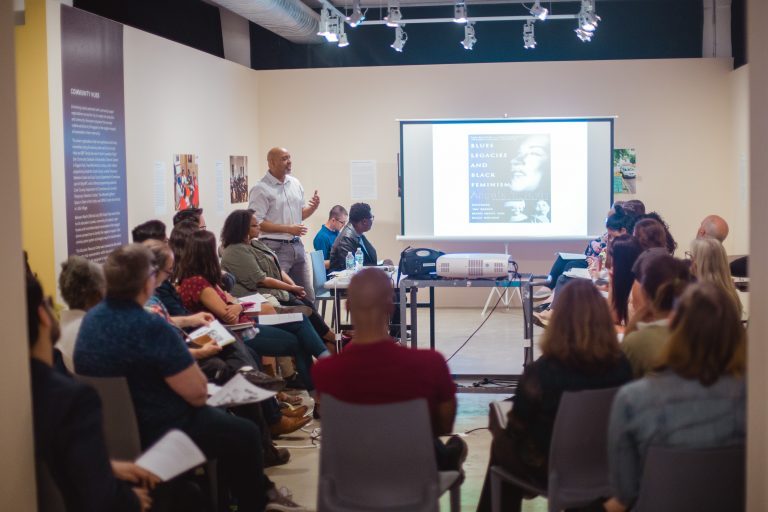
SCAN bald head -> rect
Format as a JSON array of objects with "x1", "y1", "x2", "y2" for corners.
[
  {"x1": 697, "y1": 215, "x2": 729, "y2": 242},
  {"x1": 347, "y1": 268, "x2": 393, "y2": 340},
  {"x1": 267, "y1": 147, "x2": 291, "y2": 180}
]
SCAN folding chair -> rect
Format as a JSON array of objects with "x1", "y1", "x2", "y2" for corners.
[
  {"x1": 490, "y1": 387, "x2": 619, "y2": 512},
  {"x1": 318, "y1": 395, "x2": 461, "y2": 512},
  {"x1": 310, "y1": 249, "x2": 336, "y2": 328},
  {"x1": 634, "y1": 444, "x2": 745, "y2": 512}
]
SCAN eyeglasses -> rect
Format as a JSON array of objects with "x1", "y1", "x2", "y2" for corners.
[{"x1": 685, "y1": 251, "x2": 693, "y2": 260}]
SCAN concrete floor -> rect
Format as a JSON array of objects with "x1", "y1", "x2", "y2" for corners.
[{"x1": 265, "y1": 307, "x2": 548, "y2": 511}]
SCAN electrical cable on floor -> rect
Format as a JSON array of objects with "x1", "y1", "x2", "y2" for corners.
[
  {"x1": 445, "y1": 291, "x2": 506, "y2": 363},
  {"x1": 463, "y1": 427, "x2": 490, "y2": 435}
]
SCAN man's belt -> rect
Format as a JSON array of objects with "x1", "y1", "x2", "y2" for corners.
[{"x1": 261, "y1": 237, "x2": 301, "y2": 244}]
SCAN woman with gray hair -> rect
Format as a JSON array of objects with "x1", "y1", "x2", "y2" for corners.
[{"x1": 57, "y1": 255, "x2": 105, "y2": 373}]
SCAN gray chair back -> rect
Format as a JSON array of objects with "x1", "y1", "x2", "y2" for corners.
[
  {"x1": 318, "y1": 395, "x2": 441, "y2": 512},
  {"x1": 310, "y1": 250, "x2": 331, "y2": 297},
  {"x1": 74, "y1": 375, "x2": 142, "y2": 460},
  {"x1": 634, "y1": 445, "x2": 745, "y2": 512},
  {"x1": 546, "y1": 386, "x2": 619, "y2": 511}
]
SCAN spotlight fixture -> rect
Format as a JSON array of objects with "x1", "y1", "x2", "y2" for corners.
[
  {"x1": 461, "y1": 22, "x2": 476, "y2": 50},
  {"x1": 529, "y1": 1, "x2": 548, "y2": 21},
  {"x1": 337, "y1": 23, "x2": 349, "y2": 47},
  {"x1": 384, "y1": 0, "x2": 402, "y2": 27},
  {"x1": 316, "y1": 7, "x2": 331, "y2": 37},
  {"x1": 453, "y1": 1, "x2": 468, "y2": 23},
  {"x1": 575, "y1": 27, "x2": 593, "y2": 42},
  {"x1": 324, "y1": 14, "x2": 340, "y2": 42},
  {"x1": 390, "y1": 25, "x2": 407, "y2": 52},
  {"x1": 347, "y1": 0, "x2": 365, "y2": 27},
  {"x1": 577, "y1": 0, "x2": 600, "y2": 32},
  {"x1": 523, "y1": 19, "x2": 536, "y2": 49}
]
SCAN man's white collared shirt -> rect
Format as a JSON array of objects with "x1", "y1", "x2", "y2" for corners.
[{"x1": 249, "y1": 171, "x2": 305, "y2": 240}]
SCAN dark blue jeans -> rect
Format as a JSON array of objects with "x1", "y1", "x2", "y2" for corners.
[
  {"x1": 243, "y1": 319, "x2": 327, "y2": 390},
  {"x1": 178, "y1": 406, "x2": 267, "y2": 512}
]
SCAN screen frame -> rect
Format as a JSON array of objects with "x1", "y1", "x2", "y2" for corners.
[{"x1": 398, "y1": 116, "x2": 616, "y2": 240}]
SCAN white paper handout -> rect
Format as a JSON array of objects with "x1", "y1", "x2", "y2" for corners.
[
  {"x1": 239, "y1": 293, "x2": 269, "y2": 304},
  {"x1": 242, "y1": 302, "x2": 262, "y2": 315},
  {"x1": 207, "y1": 373, "x2": 277, "y2": 407},
  {"x1": 563, "y1": 267, "x2": 592, "y2": 280},
  {"x1": 135, "y1": 430, "x2": 206, "y2": 481},
  {"x1": 188, "y1": 320, "x2": 236, "y2": 347},
  {"x1": 558, "y1": 252, "x2": 587, "y2": 260},
  {"x1": 256, "y1": 313, "x2": 303, "y2": 326}
]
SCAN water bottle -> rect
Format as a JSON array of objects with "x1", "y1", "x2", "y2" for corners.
[
  {"x1": 355, "y1": 248, "x2": 364, "y2": 271},
  {"x1": 345, "y1": 251, "x2": 354, "y2": 271}
]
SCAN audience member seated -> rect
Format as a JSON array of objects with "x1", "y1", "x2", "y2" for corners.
[
  {"x1": 176, "y1": 229, "x2": 330, "y2": 395},
  {"x1": 622, "y1": 255, "x2": 692, "y2": 377},
  {"x1": 220, "y1": 209, "x2": 337, "y2": 349},
  {"x1": 689, "y1": 237, "x2": 743, "y2": 318},
  {"x1": 545, "y1": 202, "x2": 641, "y2": 289},
  {"x1": 142, "y1": 239, "x2": 303, "y2": 464},
  {"x1": 534, "y1": 203, "x2": 641, "y2": 327},
  {"x1": 312, "y1": 268, "x2": 468, "y2": 471},
  {"x1": 329, "y1": 202, "x2": 382, "y2": 272},
  {"x1": 132, "y1": 219, "x2": 168, "y2": 243},
  {"x1": 73, "y1": 244, "x2": 290, "y2": 511},
  {"x1": 56, "y1": 255, "x2": 105, "y2": 374},
  {"x1": 629, "y1": 217, "x2": 672, "y2": 312},
  {"x1": 172, "y1": 207, "x2": 206, "y2": 229},
  {"x1": 696, "y1": 214, "x2": 729, "y2": 242},
  {"x1": 313, "y1": 205, "x2": 348, "y2": 269},
  {"x1": 27, "y1": 267, "x2": 154, "y2": 512},
  {"x1": 635, "y1": 212, "x2": 677, "y2": 255},
  {"x1": 476, "y1": 280, "x2": 632, "y2": 512},
  {"x1": 604, "y1": 282, "x2": 746, "y2": 512},
  {"x1": 607, "y1": 235, "x2": 643, "y2": 329}
]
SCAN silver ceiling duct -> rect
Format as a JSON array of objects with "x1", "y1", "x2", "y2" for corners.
[{"x1": 211, "y1": 0, "x2": 323, "y2": 44}]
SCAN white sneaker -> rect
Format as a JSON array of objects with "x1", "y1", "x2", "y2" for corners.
[{"x1": 266, "y1": 486, "x2": 307, "y2": 511}]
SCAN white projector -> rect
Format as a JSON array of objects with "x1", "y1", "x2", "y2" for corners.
[{"x1": 436, "y1": 253, "x2": 512, "y2": 279}]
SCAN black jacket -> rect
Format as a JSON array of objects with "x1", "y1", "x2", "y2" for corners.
[{"x1": 329, "y1": 224, "x2": 378, "y2": 271}]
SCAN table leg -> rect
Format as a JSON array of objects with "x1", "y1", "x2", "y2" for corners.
[
  {"x1": 429, "y1": 287, "x2": 435, "y2": 350},
  {"x1": 399, "y1": 283, "x2": 407, "y2": 347},
  {"x1": 410, "y1": 286, "x2": 418, "y2": 349}
]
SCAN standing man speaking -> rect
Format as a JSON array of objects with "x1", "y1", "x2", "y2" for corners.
[{"x1": 249, "y1": 147, "x2": 319, "y2": 302}]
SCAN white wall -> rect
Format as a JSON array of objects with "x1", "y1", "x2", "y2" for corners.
[
  {"x1": 47, "y1": 2, "x2": 260, "y2": 270},
  {"x1": 255, "y1": 58, "x2": 742, "y2": 305}
]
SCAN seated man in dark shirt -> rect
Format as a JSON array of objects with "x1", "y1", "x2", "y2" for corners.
[
  {"x1": 329, "y1": 202, "x2": 380, "y2": 272},
  {"x1": 312, "y1": 268, "x2": 467, "y2": 471},
  {"x1": 26, "y1": 264, "x2": 153, "y2": 512},
  {"x1": 74, "y1": 244, "x2": 296, "y2": 511}
]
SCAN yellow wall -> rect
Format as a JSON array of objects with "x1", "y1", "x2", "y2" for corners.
[{"x1": 15, "y1": 0, "x2": 55, "y2": 292}]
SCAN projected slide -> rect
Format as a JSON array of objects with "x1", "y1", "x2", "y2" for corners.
[
  {"x1": 467, "y1": 134, "x2": 551, "y2": 224},
  {"x1": 401, "y1": 118, "x2": 613, "y2": 240}
]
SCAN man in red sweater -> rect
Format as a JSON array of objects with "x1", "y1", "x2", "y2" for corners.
[{"x1": 312, "y1": 268, "x2": 467, "y2": 470}]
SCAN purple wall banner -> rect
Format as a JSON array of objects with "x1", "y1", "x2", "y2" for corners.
[{"x1": 61, "y1": 5, "x2": 128, "y2": 262}]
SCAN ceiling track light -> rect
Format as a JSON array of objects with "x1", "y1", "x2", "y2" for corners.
[
  {"x1": 347, "y1": 0, "x2": 365, "y2": 27},
  {"x1": 384, "y1": 0, "x2": 402, "y2": 27},
  {"x1": 337, "y1": 22, "x2": 349, "y2": 47},
  {"x1": 323, "y1": 14, "x2": 341, "y2": 42},
  {"x1": 523, "y1": 19, "x2": 536, "y2": 49},
  {"x1": 530, "y1": 1, "x2": 548, "y2": 21},
  {"x1": 316, "y1": 7, "x2": 331, "y2": 37},
  {"x1": 453, "y1": 1, "x2": 468, "y2": 23},
  {"x1": 390, "y1": 24, "x2": 407, "y2": 52},
  {"x1": 461, "y1": 21, "x2": 476, "y2": 50},
  {"x1": 577, "y1": 0, "x2": 600, "y2": 32}
]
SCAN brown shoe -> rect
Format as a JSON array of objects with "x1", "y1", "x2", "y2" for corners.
[
  {"x1": 281, "y1": 405, "x2": 309, "y2": 418},
  {"x1": 270, "y1": 415, "x2": 311, "y2": 437}
]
